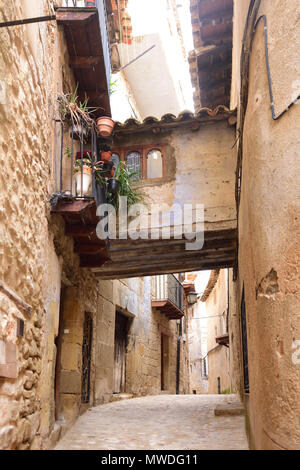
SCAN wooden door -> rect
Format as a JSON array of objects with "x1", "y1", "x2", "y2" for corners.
[{"x1": 114, "y1": 312, "x2": 128, "y2": 393}]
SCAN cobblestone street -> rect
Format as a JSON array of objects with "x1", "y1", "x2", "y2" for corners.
[{"x1": 54, "y1": 395, "x2": 249, "y2": 450}]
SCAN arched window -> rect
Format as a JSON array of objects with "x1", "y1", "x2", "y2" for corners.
[
  {"x1": 146, "y1": 149, "x2": 163, "y2": 179},
  {"x1": 126, "y1": 151, "x2": 141, "y2": 179}
]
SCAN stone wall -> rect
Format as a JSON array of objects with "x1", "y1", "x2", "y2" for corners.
[
  {"x1": 0, "y1": 0, "x2": 102, "y2": 449},
  {"x1": 232, "y1": 0, "x2": 300, "y2": 449},
  {"x1": 0, "y1": 0, "x2": 60, "y2": 449},
  {"x1": 94, "y1": 276, "x2": 190, "y2": 404}
]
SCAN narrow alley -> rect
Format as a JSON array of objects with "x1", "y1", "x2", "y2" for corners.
[
  {"x1": 54, "y1": 395, "x2": 248, "y2": 450},
  {"x1": 1, "y1": 0, "x2": 300, "y2": 453}
]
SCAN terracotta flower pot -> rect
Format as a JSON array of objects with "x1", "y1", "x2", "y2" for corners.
[
  {"x1": 100, "y1": 151, "x2": 112, "y2": 162},
  {"x1": 96, "y1": 116, "x2": 115, "y2": 137}
]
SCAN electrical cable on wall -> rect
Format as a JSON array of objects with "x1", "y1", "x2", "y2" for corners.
[{"x1": 254, "y1": 15, "x2": 300, "y2": 121}]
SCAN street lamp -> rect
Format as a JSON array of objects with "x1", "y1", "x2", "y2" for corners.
[{"x1": 186, "y1": 291, "x2": 199, "y2": 305}]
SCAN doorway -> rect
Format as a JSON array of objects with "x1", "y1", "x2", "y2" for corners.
[
  {"x1": 161, "y1": 333, "x2": 169, "y2": 391},
  {"x1": 114, "y1": 311, "x2": 129, "y2": 394}
]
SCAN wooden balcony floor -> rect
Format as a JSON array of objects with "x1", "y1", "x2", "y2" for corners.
[{"x1": 152, "y1": 300, "x2": 184, "y2": 320}]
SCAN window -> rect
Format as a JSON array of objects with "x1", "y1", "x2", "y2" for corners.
[
  {"x1": 147, "y1": 149, "x2": 163, "y2": 179},
  {"x1": 126, "y1": 151, "x2": 141, "y2": 179},
  {"x1": 112, "y1": 144, "x2": 166, "y2": 181}
]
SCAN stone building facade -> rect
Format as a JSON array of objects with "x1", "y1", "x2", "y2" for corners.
[
  {"x1": 201, "y1": 270, "x2": 231, "y2": 395},
  {"x1": 189, "y1": 0, "x2": 300, "y2": 450},
  {"x1": 231, "y1": 0, "x2": 300, "y2": 450},
  {"x1": 0, "y1": 0, "x2": 190, "y2": 450}
]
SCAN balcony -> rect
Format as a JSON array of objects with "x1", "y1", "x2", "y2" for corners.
[
  {"x1": 152, "y1": 275, "x2": 185, "y2": 320},
  {"x1": 56, "y1": 0, "x2": 111, "y2": 116}
]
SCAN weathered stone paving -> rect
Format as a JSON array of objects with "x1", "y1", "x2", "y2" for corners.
[{"x1": 54, "y1": 394, "x2": 249, "y2": 450}]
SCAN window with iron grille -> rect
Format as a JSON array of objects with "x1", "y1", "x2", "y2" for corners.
[{"x1": 126, "y1": 151, "x2": 141, "y2": 179}]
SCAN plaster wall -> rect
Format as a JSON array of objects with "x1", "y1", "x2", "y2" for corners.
[
  {"x1": 114, "y1": 121, "x2": 237, "y2": 230},
  {"x1": 205, "y1": 270, "x2": 231, "y2": 394},
  {"x1": 233, "y1": 0, "x2": 300, "y2": 449}
]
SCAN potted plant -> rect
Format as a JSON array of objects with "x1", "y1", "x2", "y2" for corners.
[
  {"x1": 57, "y1": 85, "x2": 98, "y2": 141},
  {"x1": 100, "y1": 150, "x2": 112, "y2": 162},
  {"x1": 105, "y1": 161, "x2": 144, "y2": 211},
  {"x1": 107, "y1": 177, "x2": 120, "y2": 194},
  {"x1": 73, "y1": 157, "x2": 93, "y2": 196},
  {"x1": 96, "y1": 116, "x2": 115, "y2": 137},
  {"x1": 65, "y1": 149, "x2": 103, "y2": 197}
]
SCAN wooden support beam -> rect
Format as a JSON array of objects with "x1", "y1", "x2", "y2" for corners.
[
  {"x1": 69, "y1": 56, "x2": 102, "y2": 68},
  {"x1": 80, "y1": 255, "x2": 110, "y2": 268},
  {"x1": 109, "y1": 238, "x2": 236, "y2": 260},
  {"x1": 65, "y1": 225, "x2": 97, "y2": 236},
  {"x1": 78, "y1": 91, "x2": 107, "y2": 102},
  {"x1": 110, "y1": 248, "x2": 236, "y2": 266},
  {"x1": 96, "y1": 251, "x2": 235, "y2": 272},
  {"x1": 74, "y1": 244, "x2": 107, "y2": 254},
  {"x1": 94, "y1": 257, "x2": 235, "y2": 279},
  {"x1": 94, "y1": 260, "x2": 234, "y2": 280},
  {"x1": 109, "y1": 228, "x2": 237, "y2": 250}
]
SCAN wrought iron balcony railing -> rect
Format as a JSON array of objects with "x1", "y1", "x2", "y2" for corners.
[
  {"x1": 152, "y1": 274, "x2": 185, "y2": 319},
  {"x1": 52, "y1": 119, "x2": 111, "y2": 207}
]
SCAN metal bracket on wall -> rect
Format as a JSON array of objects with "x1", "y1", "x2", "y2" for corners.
[{"x1": 0, "y1": 15, "x2": 56, "y2": 28}]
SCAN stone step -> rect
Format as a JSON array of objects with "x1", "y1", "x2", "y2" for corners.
[
  {"x1": 111, "y1": 393, "x2": 134, "y2": 402},
  {"x1": 214, "y1": 401, "x2": 245, "y2": 416}
]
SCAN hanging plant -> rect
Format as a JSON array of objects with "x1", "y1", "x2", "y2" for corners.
[{"x1": 57, "y1": 84, "x2": 99, "y2": 139}]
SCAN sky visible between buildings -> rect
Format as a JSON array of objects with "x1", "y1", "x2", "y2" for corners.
[{"x1": 111, "y1": 0, "x2": 195, "y2": 121}]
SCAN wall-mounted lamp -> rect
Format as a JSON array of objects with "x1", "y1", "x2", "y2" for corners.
[{"x1": 186, "y1": 291, "x2": 199, "y2": 305}]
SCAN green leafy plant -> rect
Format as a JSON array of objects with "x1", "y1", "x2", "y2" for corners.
[
  {"x1": 65, "y1": 148, "x2": 103, "y2": 177},
  {"x1": 106, "y1": 161, "x2": 144, "y2": 211},
  {"x1": 109, "y1": 78, "x2": 118, "y2": 96}
]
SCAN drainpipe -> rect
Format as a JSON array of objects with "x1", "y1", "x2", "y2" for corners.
[{"x1": 176, "y1": 319, "x2": 182, "y2": 395}]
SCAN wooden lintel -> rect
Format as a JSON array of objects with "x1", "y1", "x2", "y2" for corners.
[
  {"x1": 109, "y1": 242, "x2": 236, "y2": 261},
  {"x1": 108, "y1": 250, "x2": 236, "y2": 269},
  {"x1": 70, "y1": 56, "x2": 102, "y2": 68},
  {"x1": 94, "y1": 259, "x2": 234, "y2": 280}
]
